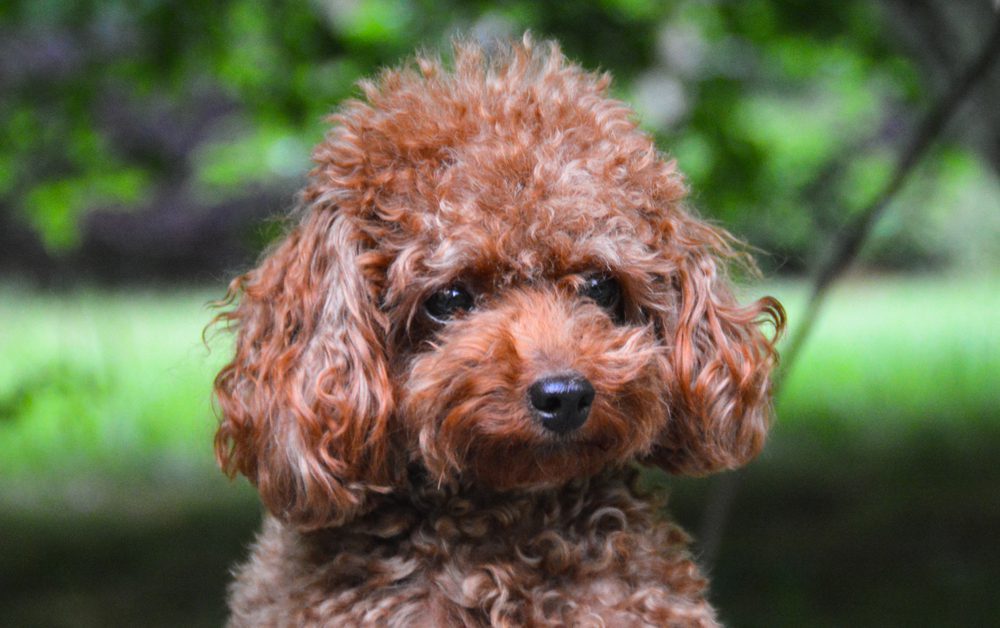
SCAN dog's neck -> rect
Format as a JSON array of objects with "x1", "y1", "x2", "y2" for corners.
[{"x1": 303, "y1": 465, "x2": 658, "y2": 546}]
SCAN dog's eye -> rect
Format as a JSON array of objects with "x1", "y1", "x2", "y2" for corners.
[
  {"x1": 580, "y1": 275, "x2": 622, "y2": 312},
  {"x1": 425, "y1": 285, "x2": 475, "y2": 323}
]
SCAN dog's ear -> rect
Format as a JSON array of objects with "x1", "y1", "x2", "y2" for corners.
[
  {"x1": 212, "y1": 205, "x2": 396, "y2": 529},
  {"x1": 643, "y1": 214, "x2": 784, "y2": 475}
]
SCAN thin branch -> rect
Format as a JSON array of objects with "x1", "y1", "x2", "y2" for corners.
[
  {"x1": 777, "y1": 15, "x2": 1000, "y2": 381},
  {"x1": 698, "y1": 14, "x2": 1000, "y2": 569}
]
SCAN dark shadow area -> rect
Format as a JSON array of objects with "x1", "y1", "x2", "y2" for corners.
[
  {"x1": 670, "y1": 422, "x2": 1000, "y2": 627},
  {"x1": 0, "y1": 485, "x2": 261, "y2": 628}
]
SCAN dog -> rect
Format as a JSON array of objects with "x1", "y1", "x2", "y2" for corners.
[{"x1": 213, "y1": 36, "x2": 783, "y2": 626}]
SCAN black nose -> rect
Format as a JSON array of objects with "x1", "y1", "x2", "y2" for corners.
[{"x1": 528, "y1": 375, "x2": 596, "y2": 434}]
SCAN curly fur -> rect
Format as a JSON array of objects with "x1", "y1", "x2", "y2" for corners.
[{"x1": 213, "y1": 35, "x2": 784, "y2": 627}]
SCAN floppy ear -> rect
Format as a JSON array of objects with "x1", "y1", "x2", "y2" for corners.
[
  {"x1": 644, "y1": 215, "x2": 784, "y2": 475},
  {"x1": 212, "y1": 204, "x2": 396, "y2": 530}
]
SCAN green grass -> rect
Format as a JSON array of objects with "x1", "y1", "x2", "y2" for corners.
[
  {"x1": 768, "y1": 274, "x2": 1000, "y2": 432},
  {"x1": 1, "y1": 274, "x2": 997, "y2": 480},
  {"x1": 0, "y1": 284, "x2": 229, "y2": 479}
]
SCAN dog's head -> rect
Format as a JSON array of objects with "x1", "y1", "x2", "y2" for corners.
[{"x1": 213, "y1": 38, "x2": 784, "y2": 529}]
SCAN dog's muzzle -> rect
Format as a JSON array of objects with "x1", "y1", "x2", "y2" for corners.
[{"x1": 528, "y1": 374, "x2": 595, "y2": 434}]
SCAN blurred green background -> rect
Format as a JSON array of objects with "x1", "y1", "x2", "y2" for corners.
[{"x1": 2, "y1": 1, "x2": 998, "y2": 626}]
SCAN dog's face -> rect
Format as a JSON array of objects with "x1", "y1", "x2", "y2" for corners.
[{"x1": 213, "y1": 39, "x2": 783, "y2": 529}]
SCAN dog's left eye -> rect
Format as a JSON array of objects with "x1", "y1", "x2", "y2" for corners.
[
  {"x1": 425, "y1": 285, "x2": 475, "y2": 323},
  {"x1": 579, "y1": 275, "x2": 622, "y2": 312}
]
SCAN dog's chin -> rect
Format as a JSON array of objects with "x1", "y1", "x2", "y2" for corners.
[{"x1": 459, "y1": 432, "x2": 623, "y2": 492}]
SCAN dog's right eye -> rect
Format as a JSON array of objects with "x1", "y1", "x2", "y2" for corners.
[
  {"x1": 425, "y1": 285, "x2": 475, "y2": 323},
  {"x1": 580, "y1": 275, "x2": 622, "y2": 312}
]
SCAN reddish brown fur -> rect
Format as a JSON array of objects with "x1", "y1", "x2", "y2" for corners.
[{"x1": 213, "y1": 36, "x2": 784, "y2": 626}]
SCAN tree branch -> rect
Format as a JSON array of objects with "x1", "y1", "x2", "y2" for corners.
[{"x1": 777, "y1": 15, "x2": 1000, "y2": 380}]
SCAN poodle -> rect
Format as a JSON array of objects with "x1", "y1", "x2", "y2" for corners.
[{"x1": 213, "y1": 36, "x2": 784, "y2": 627}]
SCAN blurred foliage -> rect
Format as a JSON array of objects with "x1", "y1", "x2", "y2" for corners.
[{"x1": 1, "y1": 0, "x2": 997, "y2": 274}]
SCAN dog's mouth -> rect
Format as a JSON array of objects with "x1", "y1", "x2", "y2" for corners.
[
  {"x1": 489, "y1": 443, "x2": 616, "y2": 491},
  {"x1": 535, "y1": 432, "x2": 611, "y2": 454},
  {"x1": 446, "y1": 417, "x2": 631, "y2": 491}
]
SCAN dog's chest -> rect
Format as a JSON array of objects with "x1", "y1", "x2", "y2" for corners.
[{"x1": 228, "y1": 482, "x2": 718, "y2": 627}]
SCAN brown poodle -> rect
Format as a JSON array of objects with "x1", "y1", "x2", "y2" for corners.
[{"x1": 213, "y1": 36, "x2": 783, "y2": 627}]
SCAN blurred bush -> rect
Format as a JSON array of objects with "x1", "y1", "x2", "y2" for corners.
[{"x1": 1, "y1": 0, "x2": 997, "y2": 282}]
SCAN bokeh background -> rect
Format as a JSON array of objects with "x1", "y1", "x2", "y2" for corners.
[{"x1": 2, "y1": 1, "x2": 998, "y2": 626}]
